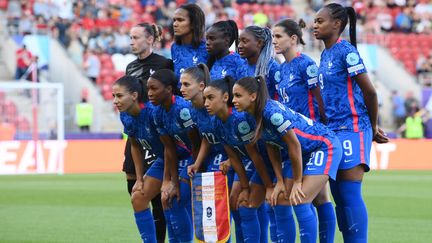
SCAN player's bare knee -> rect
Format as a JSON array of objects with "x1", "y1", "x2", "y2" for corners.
[
  {"x1": 313, "y1": 189, "x2": 330, "y2": 206},
  {"x1": 131, "y1": 191, "x2": 150, "y2": 207}
]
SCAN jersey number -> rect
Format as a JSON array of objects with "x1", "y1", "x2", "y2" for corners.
[
  {"x1": 306, "y1": 151, "x2": 325, "y2": 167},
  {"x1": 202, "y1": 132, "x2": 218, "y2": 144},
  {"x1": 342, "y1": 140, "x2": 353, "y2": 156}
]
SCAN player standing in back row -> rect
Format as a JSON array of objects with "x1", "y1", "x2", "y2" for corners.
[{"x1": 313, "y1": 3, "x2": 388, "y2": 243}]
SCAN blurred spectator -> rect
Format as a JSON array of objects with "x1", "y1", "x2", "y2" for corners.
[
  {"x1": 395, "y1": 7, "x2": 413, "y2": 32},
  {"x1": 404, "y1": 91, "x2": 420, "y2": 114},
  {"x1": 75, "y1": 97, "x2": 93, "y2": 132},
  {"x1": 83, "y1": 48, "x2": 100, "y2": 84},
  {"x1": 253, "y1": 9, "x2": 269, "y2": 27},
  {"x1": 397, "y1": 109, "x2": 429, "y2": 139},
  {"x1": 15, "y1": 45, "x2": 33, "y2": 80},
  {"x1": 114, "y1": 26, "x2": 130, "y2": 54},
  {"x1": 392, "y1": 90, "x2": 406, "y2": 128}
]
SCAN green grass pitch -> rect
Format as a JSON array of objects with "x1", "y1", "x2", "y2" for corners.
[{"x1": 1, "y1": 171, "x2": 432, "y2": 242}]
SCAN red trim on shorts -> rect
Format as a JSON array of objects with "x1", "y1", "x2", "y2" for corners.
[
  {"x1": 293, "y1": 128, "x2": 334, "y2": 175},
  {"x1": 307, "y1": 90, "x2": 316, "y2": 121},
  {"x1": 347, "y1": 76, "x2": 359, "y2": 132},
  {"x1": 359, "y1": 131, "x2": 365, "y2": 164}
]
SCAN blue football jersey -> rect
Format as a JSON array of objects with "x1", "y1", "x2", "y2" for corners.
[
  {"x1": 212, "y1": 108, "x2": 257, "y2": 160},
  {"x1": 153, "y1": 95, "x2": 195, "y2": 153},
  {"x1": 246, "y1": 58, "x2": 280, "y2": 100},
  {"x1": 318, "y1": 39, "x2": 370, "y2": 131},
  {"x1": 171, "y1": 41, "x2": 208, "y2": 83},
  {"x1": 276, "y1": 53, "x2": 320, "y2": 120},
  {"x1": 190, "y1": 107, "x2": 226, "y2": 157},
  {"x1": 261, "y1": 99, "x2": 335, "y2": 155},
  {"x1": 210, "y1": 53, "x2": 248, "y2": 81},
  {"x1": 120, "y1": 103, "x2": 190, "y2": 159}
]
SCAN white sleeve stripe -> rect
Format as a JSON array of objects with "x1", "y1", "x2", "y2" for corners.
[
  {"x1": 241, "y1": 132, "x2": 255, "y2": 142},
  {"x1": 307, "y1": 77, "x2": 318, "y2": 85},
  {"x1": 277, "y1": 120, "x2": 292, "y2": 133},
  {"x1": 347, "y1": 64, "x2": 365, "y2": 73},
  {"x1": 183, "y1": 120, "x2": 194, "y2": 127}
]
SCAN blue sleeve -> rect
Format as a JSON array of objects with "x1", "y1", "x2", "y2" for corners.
[
  {"x1": 264, "y1": 102, "x2": 294, "y2": 138},
  {"x1": 236, "y1": 61, "x2": 249, "y2": 81},
  {"x1": 267, "y1": 60, "x2": 280, "y2": 97},
  {"x1": 303, "y1": 59, "x2": 319, "y2": 89},
  {"x1": 120, "y1": 113, "x2": 135, "y2": 137},
  {"x1": 343, "y1": 45, "x2": 367, "y2": 77}
]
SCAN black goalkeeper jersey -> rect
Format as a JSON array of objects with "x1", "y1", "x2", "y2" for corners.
[{"x1": 125, "y1": 52, "x2": 173, "y2": 103}]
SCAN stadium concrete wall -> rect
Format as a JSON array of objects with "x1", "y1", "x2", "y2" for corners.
[{"x1": 0, "y1": 139, "x2": 431, "y2": 175}]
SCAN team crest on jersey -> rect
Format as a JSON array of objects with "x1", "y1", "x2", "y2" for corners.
[
  {"x1": 270, "y1": 113, "x2": 284, "y2": 126},
  {"x1": 306, "y1": 65, "x2": 318, "y2": 77},
  {"x1": 221, "y1": 69, "x2": 227, "y2": 77},
  {"x1": 180, "y1": 108, "x2": 191, "y2": 120},
  {"x1": 274, "y1": 71, "x2": 281, "y2": 83},
  {"x1": 238, "y1": 121, "x2": 251, "y2": 134},
  {"x1": 192, "y1": 56, "x2": 198, "y2": 65},
  {"x1": 346, "y1": 52, "x2": 360, "y2": 65}
]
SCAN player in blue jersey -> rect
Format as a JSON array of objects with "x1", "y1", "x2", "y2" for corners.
[
  {"x1": 205, "y1": 20, "x2": 249, "y2": 81},
  {"x1": 273, "y1": 18, "x2": 336, "y2": 243},
  {"x1": 273, "y1": 19, "x2": 325, "y2": 123},
  {"x1": 237, "y1": 25, "x2": 279, "y2": 242},
  {"x1": 113, "y1": 76, "x2": 187, "y2": 242},
  {"x1": 203, "y1": 76, "x2": 274, "y2": 243},
  {"x1": 172, "y1": 3, "x2": 208, "y2": 83},
  {"x1": 233, "y1": 76, "x2": 342, "y2": 243},
  {"x1": 179, "y1": 63, "x2": 232, "y2": 181},
  {"x1": 313, "y1": 3, "x2": 389, "y2": 243},
  {"x1": 147, "y1": 69, "x2": 201, "y2": 243},
  {"x1": 238, "y1": 25, "x2": 280, "y2": 101}
]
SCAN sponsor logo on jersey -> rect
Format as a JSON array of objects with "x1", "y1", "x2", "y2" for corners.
[
  {"x1": 192, "y1": 56, "x2": 198, "y2": 65},
  {"x1": 221, "y1": 69, "x2": 227, "y2": 77},
  {"x1": 149, "y1": 69, "x2": 155, "y2": 75}
]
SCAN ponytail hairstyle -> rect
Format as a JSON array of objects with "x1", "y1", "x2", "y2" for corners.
[
  {"x1": 275, "y1": 18, "x2": 307, "y2": 45},
  {"x1": 136, "y1": 23, "x2": 163, "y2": 43},
  {"x1": 149, "y1": 69, "x2": 180, "y2": 96},
  {"x1": 206, "y1": 75, "x2": 235, "y2": 107},
  {"x1": 207, "y1": 20, "x2": 239, "y2": 69},
  {"x1": 235, "y1": 76, "x2": 269, "y2": 143},
  {"x1": 244, "y1": 26, "x2": 274, "y2": 77},
  {"x1": 175, "y1": 3, "x2": 205, "y2": 48},
  {"x1": 183, "y1": 63, "x2": 211, "y2": 86},
  {"x1": 324, "y1": 3, "x2": 357, "y2": 48},
  {"x1": 114, "y1": 75, "x2": 143, "y2": 103}
]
